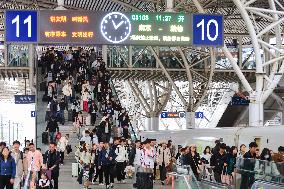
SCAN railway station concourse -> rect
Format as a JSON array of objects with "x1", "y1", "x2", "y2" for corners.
[{"x1": 0, "y1": 0, "x2": 284, "y2": 189}]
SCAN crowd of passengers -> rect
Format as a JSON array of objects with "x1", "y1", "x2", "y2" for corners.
[
  {"x1": 0, "y1": 46, "x2": 283, "y2": 189},
  {"x1": 0, "y1": 139, "x2": 284, "y2": 189}
]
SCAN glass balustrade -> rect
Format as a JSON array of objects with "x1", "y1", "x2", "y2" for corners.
[
  {"x1": 7, "y1": 44, "x2": 29, "y2": 67},
  {"x1": 235, "y1": 157, "x2": 284, "y2": 189}
]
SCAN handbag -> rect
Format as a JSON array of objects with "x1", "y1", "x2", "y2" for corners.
[
  {"x1": 56, "y1": 132, "x2": 62, "y2": 140},
  {"x1": 221, "y1": 167, "x2": 233, "y2": 185}
]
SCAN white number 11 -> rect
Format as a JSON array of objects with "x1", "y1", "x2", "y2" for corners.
[{"x1": 12, "y1": 15, "x2": 32, "y2": 38}]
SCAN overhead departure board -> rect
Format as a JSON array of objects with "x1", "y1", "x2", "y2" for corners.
[{"x1": 39, "y1": 10, "x2": 192, "y2": 45}]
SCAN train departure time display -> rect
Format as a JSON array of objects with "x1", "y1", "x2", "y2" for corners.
[
  {"x1": 6, "y1": 10, "x2": 223, "y2": 46},
  {"x1": 39, "y1": 11, "x2": 192, "y2": 45}
]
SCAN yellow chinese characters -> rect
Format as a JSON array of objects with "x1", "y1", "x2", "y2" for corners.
[
  {"x1": 50, "y1": 16, "x2": 67, "y2": 23},
  {"x1": 170, "y1": 25, "x2": 184, "y2": 33},
  {"x1": 162, "y1": 36, "x2": 190, "y2": 42},
  {"x1": 72, "y1": 32, "x2": 94, "y2": 38},
  {"x1": 138, "y1": 25, "x2": 151, "y2": 32},
  {"x1": 72, "y1": 16, "x2": 89, "y2": 23},
  {"x1": 45, "y1": 31, "x2": 67, "y2": 38}
]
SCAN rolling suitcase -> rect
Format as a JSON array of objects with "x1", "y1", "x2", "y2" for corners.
[
  {"x1": 136, "y1": 172, "x2": 154, "y2": 189},
  {"x1": 42, "y1": 132, "x2": 49, "y2": 144},
  {"x1": 72, "y1": 163, "x2": 79, "y2": 177}
]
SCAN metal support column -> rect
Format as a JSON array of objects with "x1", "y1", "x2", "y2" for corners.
[
  {"x1": 238, "y1": 37, "x2": 243, "y2": 67},
  {"x1": 129, "y1": 46, "x2": 133, "y2": 67},
  {"x1": 28, "y1": 44, "x2": 36, "y2": 93},
  {"x1": 151, "y1": 117, "x2": 159, "y2": 131},
  {"x1": 102, "y1": 45, "x2": 108, "y2": 64}
]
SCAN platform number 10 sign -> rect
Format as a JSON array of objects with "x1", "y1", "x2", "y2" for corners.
[
  {"x1": 5, "y1": 10, "x2": 38, "y2": 43},
  {"x1": 192, "y1": 14, "x2": 223, "y2": 46}
]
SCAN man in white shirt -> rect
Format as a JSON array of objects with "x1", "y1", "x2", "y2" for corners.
[
  {"x1": 129, "y1": 140, "x2": 143, "y2": 188},
  {"x1": 62, "y1": 82, "x2": 72, "y2": 100},
  {"x1": 80, "y1": 130, "x2": 92, "y2": 149},
  {"x1": 115, "y1": 139, "x2": 129, "y2": 183}
]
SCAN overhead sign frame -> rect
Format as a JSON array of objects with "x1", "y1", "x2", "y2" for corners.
[{"x1": 5, "y1": 10, "x2": 224, "y2": 47}]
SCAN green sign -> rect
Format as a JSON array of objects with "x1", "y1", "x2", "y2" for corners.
[{"x1": 39, "y1": 11, "x2": 191, "y2": 45}]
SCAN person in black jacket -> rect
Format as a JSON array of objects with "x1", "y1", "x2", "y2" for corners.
[
  {"x1": 89, "y1": 101, "x2": 98, "y2": 126},
  {"x1": 240, "y1": 142, "x2": 258, "y2": 189},
  {"x1": 43, "y1": 142, "x2": 61, "y2": 189},
  {"x1": 210, "y1": 143, "x2": 226, "y2": 183},
  {"x1": 184, "y1": 144, "x2": 201, "y2": 179},
  {"x1": 98, "y1": 118, "x2": 111, "y2": 142},
  {"x1": 98, "y1": 142, "x2": 116, "y2": 189},
  {"x1": 58, "y1": 98, "x2": 67, "y2": 125},
  {"x1": 45, "y1": 116, "x2": 59, "y2": 143}
]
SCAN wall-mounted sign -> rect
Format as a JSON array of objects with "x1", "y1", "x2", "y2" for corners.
[
  {"x1": 161, "y1": 111, "x2": 204, "y2": 118},
  {"x1": 39, "y1": 11, "x2": 192, "y2": 46},
  {"x1": 15, "y1": 95, "x2": 36, "y2": 104},
  {"x1": 31, "y1": 111, "x2": 36, "y2": 117},
  {"x1": 5, "y1": 10, "x2": 224, "y2": 46},
  {"x1": 230, "y1": 96, "x2": 250, "y2": 106},
  {"x1": 5, "y1": 10, "x2": 38, "y2": 43}
]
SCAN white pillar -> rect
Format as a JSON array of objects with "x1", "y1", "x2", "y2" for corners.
[
  {"x1": 102, "y1": 45, "x2": 108, "y2": 64},
  {"x1": 129, "y1": 46, "x2": 133, "y2": 67},
  {"x1": 166, "y1": 0, "x2": 174, "y2": 12},
  {"x1": 146, "y1": 117, "x2": 151, "y2": 131},
  {"x1": 282, "y1": 111, "x2": 284, "y2": 125},
  {"x1": 151, "y1": 117, "x2": 159, "y2": 131},
  {"x1": 249, "y1": 100, "x2": 264, "y2": 127},
  {"x1": 28, "y1": 44, "x2": 36, "y2": 94},
  {"x1": 58, "y1": 0, "x2": 64, "y2": 6},
  {"x1": 186, "y1": 112, "x2": 196, "y2": 129}
]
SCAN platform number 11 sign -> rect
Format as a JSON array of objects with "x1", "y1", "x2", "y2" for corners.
[
  {"x1": 192, "y1": 14, "x2": 223, "y2": 46},
  {"x1": 5, "y1": 10, "x2": 38, "y2": 43}
]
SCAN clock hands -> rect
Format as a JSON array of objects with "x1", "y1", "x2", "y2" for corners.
[{"x1": 112, "y1": 20, "x2": 124, "y2": 30}]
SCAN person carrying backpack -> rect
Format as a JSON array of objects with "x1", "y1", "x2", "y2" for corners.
[{"x1": 11, "y1": 141, "x2": 25, "y2": 189}]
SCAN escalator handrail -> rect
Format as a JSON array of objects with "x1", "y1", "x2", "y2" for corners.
[{"x1": 109, "y1": 79, "x2": 138, "y2": 141}]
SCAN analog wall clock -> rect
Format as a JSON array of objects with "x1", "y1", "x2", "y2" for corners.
[{"x1": 100, "y1": 12, "x2": 131, "y2": 44}]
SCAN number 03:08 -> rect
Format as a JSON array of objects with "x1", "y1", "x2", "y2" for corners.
[{"x1": 131, "y1": 14, "x2": 149, "y2": 21}]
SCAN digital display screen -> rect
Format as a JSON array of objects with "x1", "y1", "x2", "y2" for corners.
[{"x1": 39, "y1": 11, "x2": 192, "y2": 46}]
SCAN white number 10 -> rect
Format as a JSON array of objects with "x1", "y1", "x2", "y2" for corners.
[
  {"x1": 197, "y1": 19, "x2": 218, "y2": 41},
  {"x1": 12, "y1": 15, "x2": 32, "y2": 38}
]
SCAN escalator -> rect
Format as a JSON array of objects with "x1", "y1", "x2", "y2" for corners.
[
  {"x1": 217, "y1": 104, "x2": 248, "y2": 127},
  {"x1": 109, "y1": 79, "x2": 138, "y2": 140}
]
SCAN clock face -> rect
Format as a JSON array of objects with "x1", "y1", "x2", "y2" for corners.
[{"x1": 100, "y1": 12, "x2": 131, "y2": 44}]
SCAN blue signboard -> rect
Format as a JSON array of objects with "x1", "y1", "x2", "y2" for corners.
[
  {"x1": 230, "y1": 96, "x2": 250, "y2": 106},
  {"x1": 192, "y1": 14, "x2": 223, "y2": 46},
  {"x1": 5, "y1": 10, "x2": 38, "y2": 43},
  {"x1": 31, "y1": 111, "x2": 36, "y2": 117},
  {"x1": 15, "y1": 95, "x2": 36, "y2": 104},
  {"x1": 195, "y1": 112, "x2": 204, "y2": 118},
  {"x1": 161, "y1": 112, "x2": 168, "y2": 118}
]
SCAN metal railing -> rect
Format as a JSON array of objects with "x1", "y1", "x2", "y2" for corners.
[
  {"x1": 235, "y1": 157, "x2": 284, "y2": 187},
  {"x1": 109, "y1": 79, "x2": 138, "y2": 141}
]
